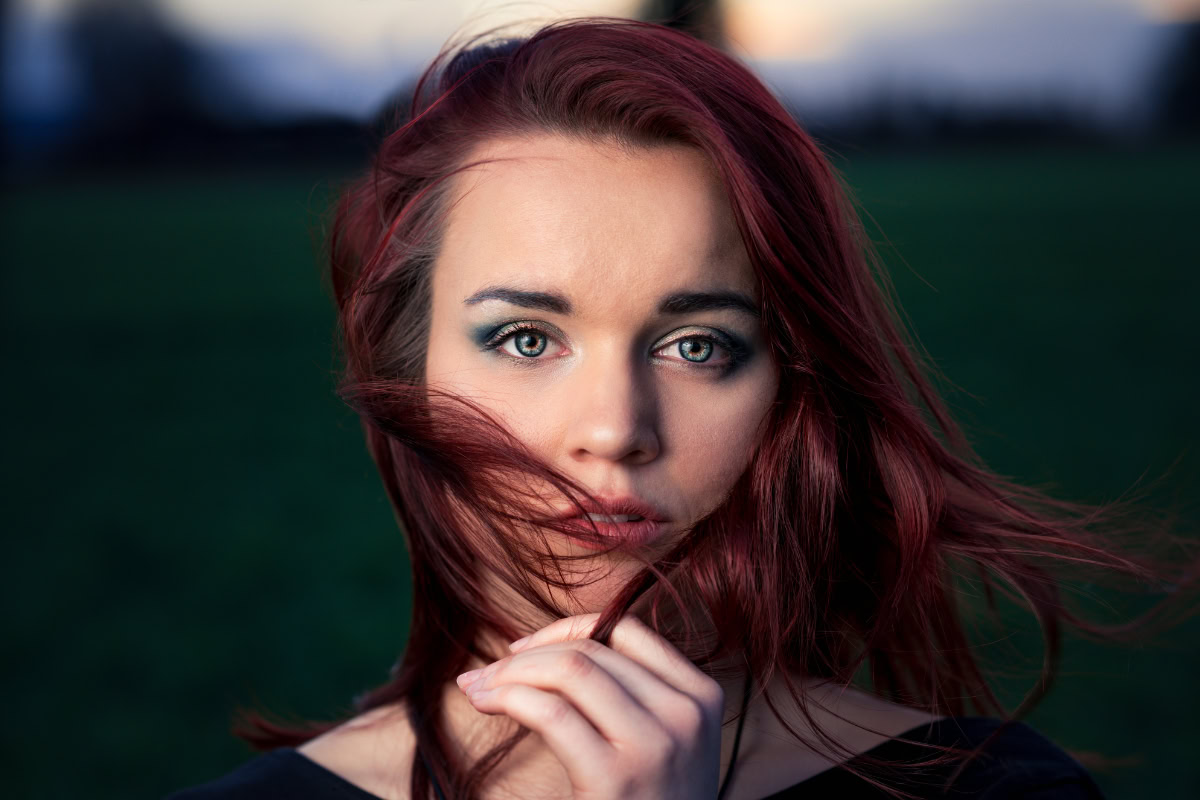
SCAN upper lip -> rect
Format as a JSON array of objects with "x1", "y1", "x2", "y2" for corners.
[{"x1": 556, "y1": 494, "x2": 669, "y2": 522}]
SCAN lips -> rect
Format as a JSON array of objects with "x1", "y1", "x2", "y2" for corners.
[
  {"x1": 554, "y1": 494, "x2": 670, "y2": 550},
  {"x1": 556, "y1": 494, "x2": 667, "y2": 522}
]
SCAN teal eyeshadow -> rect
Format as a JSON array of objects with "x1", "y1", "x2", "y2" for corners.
[{"x1": 470, "y1": 322, "x2": 501, "y2": 347}]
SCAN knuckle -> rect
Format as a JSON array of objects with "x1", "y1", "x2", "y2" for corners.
[
  {"x1": 642, "y1": 726, "x2": 678, "y2": 761},
  {"x1": 558, "y1": 650, "x2": 596, "y2": 681},
  {"x1": 698, "y1": 676, "x2": 725, "y2": 710},
  {"x1": 537, "y1": 695, "x2": 572, "y2": 726},
  {"x1": 671, "y1": 693, "x2": 707, "y2": 732},
  {"x1": 574, "y1": 638, "x2": 604, "y2": 657}
]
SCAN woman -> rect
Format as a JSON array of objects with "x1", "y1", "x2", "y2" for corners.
[{"x1": 167, "y1": 16, "x2": 1195, "y2": 800}]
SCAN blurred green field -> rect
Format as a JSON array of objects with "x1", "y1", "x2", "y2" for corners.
[{"x1": 3, "y1": 143, "x2": 1198, "y2": 798}]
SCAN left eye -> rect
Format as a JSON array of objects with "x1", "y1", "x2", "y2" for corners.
[{"x1": 654, "y1": 335, "x2": 728, "y2": 366}]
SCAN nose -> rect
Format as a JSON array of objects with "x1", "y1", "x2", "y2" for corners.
[{"x1": 563, "y1": 345, "x2": 661, "y2": 466}]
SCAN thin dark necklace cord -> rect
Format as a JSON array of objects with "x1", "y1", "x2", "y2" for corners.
[
  {"x1": 718, "y1": 668, "x2": 753, "y2": 800},
  {"x1": 417, "y1": 736, "x2": 448, "y2": 800},
  {"x1": 417, "y1": 670, "x2": 751, "y2": 800}
]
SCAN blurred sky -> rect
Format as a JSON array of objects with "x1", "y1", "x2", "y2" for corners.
[{"x1": 7, "y1": 0, "x2": 1200, "y2": 131}]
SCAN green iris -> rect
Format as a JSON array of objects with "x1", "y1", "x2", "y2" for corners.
[
  {"x1": 515, "y1": 331, "x2": 547, "y2": 357},
  {"x1": 678, "y1": 337, "x2": 713, "y2": 362}
]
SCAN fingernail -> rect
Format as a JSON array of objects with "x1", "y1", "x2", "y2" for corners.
[
  {"x1": 508, "y1": 635, "x2": 531, "y2": 651},
  {"x1": 456, "y1": 669, "x2": 481, "y2": 688},
  {"x1": 468, "y1": 687, "x2": 495, "y2": 701}
]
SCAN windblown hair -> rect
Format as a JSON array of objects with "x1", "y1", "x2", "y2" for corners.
[{"x1": 236, "y1": 15, "x2": 1197, "y2": 799}]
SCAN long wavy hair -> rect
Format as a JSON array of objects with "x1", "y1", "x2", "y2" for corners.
[{"x1": 236, "y1": 15, "x2": 1198, "y2": 800}]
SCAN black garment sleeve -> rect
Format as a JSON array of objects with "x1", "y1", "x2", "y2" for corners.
[{"x1": 163, "y1": 749, "x2": 384, "y2": 800}]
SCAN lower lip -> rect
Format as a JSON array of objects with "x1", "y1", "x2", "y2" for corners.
[{"x1": 558, "y1": 517, "x2": 668, "y2": 550}]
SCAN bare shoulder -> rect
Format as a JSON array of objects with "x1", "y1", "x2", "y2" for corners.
[
  {"x1": 824, "y1": 684, "x2": 945, "y2": 737},
  {"x1": 725, "y1": 679, "x2": 944, "y2": 800},
  {"x1": 297, "y1": 702, "x2": 417, "y2": 800},
  {"x1": 756, "y1": 677, "x2": 943, "y2": 747}
]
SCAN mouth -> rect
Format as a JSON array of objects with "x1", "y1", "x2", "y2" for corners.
[
  {"x1": 554, "y1": 496, "x2": 670, "y2": 550},
  {"x1": 581, "y1": 512, "x2": 644, "y2": 523},
  {"x1": 558, "y1": 516, "x2": 668, "y2": 550}
]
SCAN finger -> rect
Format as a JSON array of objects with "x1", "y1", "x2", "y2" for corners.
[
  {"x1": 607, "y1": 615, "x2": 724, "y2": 706},
  {"x1": 512, "y1": 614, "x2": 722, "y2": 707},
  {"x1": 509, "y1": 613, "x2": 603, "y2": 653},
  {"x1": 466, "y1": 682, "x2": 614, "y2": 789},
  {"x1": 499, "y1": 638, "x2": 707, "y2": 731},
  {"x1": 464, "y1": 645, "x2": 663, "y2": 744}
]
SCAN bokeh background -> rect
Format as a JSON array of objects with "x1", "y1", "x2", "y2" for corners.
[{"x1": 4, "y1": 0, "x2": 1199, "y2": 797}]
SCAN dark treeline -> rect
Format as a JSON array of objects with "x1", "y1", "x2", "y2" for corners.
[{"x1": 4, "y1": 1, "x2": 1199, "y2": 179}]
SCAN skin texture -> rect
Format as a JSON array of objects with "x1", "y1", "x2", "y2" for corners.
[
  {"x1": 298, "y1": 134, "x2": 941, "y2": 799},
  {"x1": 424, "y1": 133, "x2": 779, "y2": 612}
]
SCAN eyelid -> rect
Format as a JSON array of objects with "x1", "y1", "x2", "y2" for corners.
[{"x1": 653, "y1": 326, "x2": 726, "y2": 349}]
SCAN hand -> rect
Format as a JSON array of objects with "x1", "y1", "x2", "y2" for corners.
[{"x1": 454, "y1": 613, "x2": 726, "y2": 800}]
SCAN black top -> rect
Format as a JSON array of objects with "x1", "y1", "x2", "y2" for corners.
[{"x1": 165, "y1": 716, "x2": 1106, "y2": 799}]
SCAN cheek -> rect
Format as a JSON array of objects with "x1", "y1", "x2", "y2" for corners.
[
  {"x1": 425, "y1": 323, "x2": 506, "y2": 408},
  {"x1": 424, "y1": 335, "x2": 562, "y2": 448},
  {"x1": 658, "y1": 366, "x2": 777, "y2": 507}
]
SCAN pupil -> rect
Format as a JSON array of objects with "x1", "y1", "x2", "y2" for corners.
[
  {"x1": 517, "y1": 332, "x2": 546, "y2": 356},
  {"x1": 680, "y1": 338, "x2": 712, "y2": 362}
]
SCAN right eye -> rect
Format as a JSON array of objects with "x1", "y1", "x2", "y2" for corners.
[{"x1": 484, "y1": 322, "x2": 569, "y2": 363}]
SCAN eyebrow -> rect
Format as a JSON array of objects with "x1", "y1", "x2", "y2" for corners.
[{"x1": 463, "y1": 286, "x2": 760, "y2": 318}]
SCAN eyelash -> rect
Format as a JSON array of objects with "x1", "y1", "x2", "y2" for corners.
[{"x1": 480, "y1": 321, "x2": 749, "y2": 373}]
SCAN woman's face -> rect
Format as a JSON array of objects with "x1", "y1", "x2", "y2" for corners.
[{"x1": 425, "y1": 133, "x2": 778, "y2": 605}]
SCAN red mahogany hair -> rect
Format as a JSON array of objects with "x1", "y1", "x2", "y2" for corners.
[{"x1": 235, "y1": 15, "x2": 1198, "y2": 799}]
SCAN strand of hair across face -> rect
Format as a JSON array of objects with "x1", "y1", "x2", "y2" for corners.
[{"x1": 416, "y1": 670, "x2": 752, "y2": 799}]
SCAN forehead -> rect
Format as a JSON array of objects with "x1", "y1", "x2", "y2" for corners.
[{"x1": 434, "y1": 134, "x2": 755, "y2": 307}]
